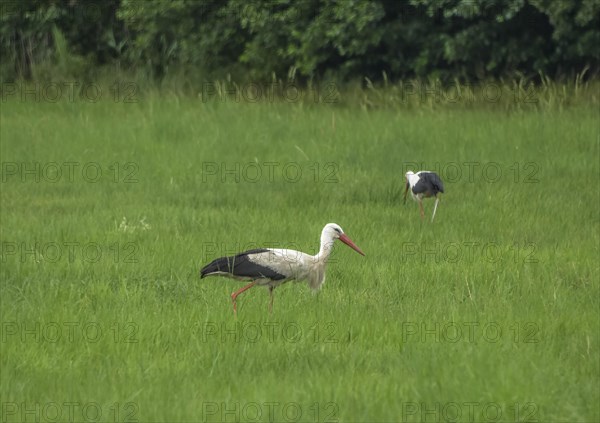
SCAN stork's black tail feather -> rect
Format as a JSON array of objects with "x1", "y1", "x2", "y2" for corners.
[
  {"x1": 430, "y1": 172, "x2": 444, "y2": 194},
  {"x1": 200, "y1": 248, "x2": 272, "y2": 279},
  {"x1": 423, "y1": 172, "x2": 445, "y2": 194},
  {"x1": 200, "y1": 256, "x2": 233, "y2": 278}
]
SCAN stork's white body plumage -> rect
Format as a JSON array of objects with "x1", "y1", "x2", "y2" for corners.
[
  {"x1": 200, "y1": 223, "x2": 364, "y2": 314},
  {"x1": 205, "y1": 248, "x2": 328, "y2": 290}
]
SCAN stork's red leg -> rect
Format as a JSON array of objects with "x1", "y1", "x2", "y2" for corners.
[
  {"x1": 231, "y1": 282, "x2": 256, "y2": 315},
  {"x1": 268, "y1": 286, "x2": 274, "y2": 314},
  {"x1": 419, "y1": 200, "x2": 425, "y2": 220}
]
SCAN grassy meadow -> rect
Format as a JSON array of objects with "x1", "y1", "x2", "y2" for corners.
[{"x1": 1, "y1": 80, "x2": 599, "y2": 422}]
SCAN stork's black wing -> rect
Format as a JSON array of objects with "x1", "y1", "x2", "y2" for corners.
[
  {"x1": 200, "y1": 248, "x2": 287, "y2": 280},
  {"x1": 412, "y1": 172, "x2": 444, "y2": 195}
]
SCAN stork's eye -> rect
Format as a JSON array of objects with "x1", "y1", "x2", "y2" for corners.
[{"x1": 334, "y1": 228, "x2": 342, "y2": 234}]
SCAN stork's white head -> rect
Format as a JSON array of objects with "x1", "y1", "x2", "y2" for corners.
[
  {"x1": 322, "y1": 223, "x2": 344, "y2": 240},
  {"x1": 320, "y1": 223, "x2": 365, "y2": 256},
  {"x1": 403, "y1": 171, "x2": 417, "y2": 204}
]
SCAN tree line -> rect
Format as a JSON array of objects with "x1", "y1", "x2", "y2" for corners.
[{"x1": 1, "y1": 0, "x2": 598, "y2": 84}]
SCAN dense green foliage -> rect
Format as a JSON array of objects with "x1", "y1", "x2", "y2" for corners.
[{"x1": 2, "y1": 0, "x2": 599, "y2": 83}]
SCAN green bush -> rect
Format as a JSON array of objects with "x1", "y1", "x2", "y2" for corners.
[{"x1": 1, "y1": 0, "x2": 598, "y2": 84}]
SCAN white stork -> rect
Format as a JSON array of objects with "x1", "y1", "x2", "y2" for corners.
[
  {"x1": 200, "y1": 223, "x2": 365, "y2": 314},
  {"x1": 404, "y1": 170, "x2": 445, "y2": 222}
]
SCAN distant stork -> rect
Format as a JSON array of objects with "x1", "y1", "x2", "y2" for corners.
[
  {"x1": 200, "y1": 223, "x2": 365, "y2": 314},
  {"x1": 404, "y1": 171, "x2": 445, "y2": 222}
]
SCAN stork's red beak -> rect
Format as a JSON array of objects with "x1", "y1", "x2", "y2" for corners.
[{"x1": 339, "y1": 234, "x2": 365, "y2": 256}]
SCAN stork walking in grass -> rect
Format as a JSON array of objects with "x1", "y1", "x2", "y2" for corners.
[
  {"x1": 200, "y1": 223, "x2": 365, "y2": 314},
  {"x1": 404, "y1": 171, "x2": 445, "y2": 222}
]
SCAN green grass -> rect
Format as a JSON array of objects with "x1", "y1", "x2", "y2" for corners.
[{"x1": 1, "y1": 84, "x2": 598, "y2": 422}]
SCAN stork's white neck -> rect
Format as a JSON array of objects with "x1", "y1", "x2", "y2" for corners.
[
  {"x1": 314, "y1": 232, "x2": 336, "y2": 263},
  {"x1": 407, "y1": 172, "x2": 420, "y2": 188}
]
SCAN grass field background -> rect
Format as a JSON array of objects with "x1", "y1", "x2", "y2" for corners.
[{"x1": 1, "y1": 82, "x2": 599, "y2": 422}]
